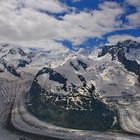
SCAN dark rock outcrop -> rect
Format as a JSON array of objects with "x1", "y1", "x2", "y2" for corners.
[{"x1": 25, "y1": 67, "x2": 118, "y2": 131}]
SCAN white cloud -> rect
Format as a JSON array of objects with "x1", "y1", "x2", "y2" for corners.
[
  {"x1": 25, "y1": 0, "x2": 68, "y2": 13},
  {"x1": 108, "y1": 35, "x2": 140, "y2": 44},
  {"x1": 126, "y1": 0, "x2": 140, "y2": 8},
  {"x1": 126, "y1": 12, "x2": 140, "y2": 27},
  {"x1": 62, "y1": 2, "x2": 123, "y2": 44},
  {"x1": 124, "y1": 0, "x2": 140, "y2": 28},
  {"x1": 1, "y1": 0, "x2": 138, "y2": 49}
]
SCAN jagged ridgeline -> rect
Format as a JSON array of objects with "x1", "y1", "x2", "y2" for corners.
[
  {"x1": 98, "y1": 40, "x2": 140, "y2": 82},
  {"x1": 25, "y1": 67, "x2": 119, "y2": 131}
]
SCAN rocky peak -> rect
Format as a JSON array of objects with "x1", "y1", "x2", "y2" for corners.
[{"x1": 98, "y1": 40, "x2": 140, "y2": 82}]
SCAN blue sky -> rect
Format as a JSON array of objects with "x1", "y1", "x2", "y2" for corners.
[
  {"x1": 62, "y1": 0, "x2": 140, "y2": 49},
  {"x1": 0, "y1": 0, "x2": 140, "y2": 50},
  {"x1": 60, "y1": 0, "x2": 100, "y2": 10}
]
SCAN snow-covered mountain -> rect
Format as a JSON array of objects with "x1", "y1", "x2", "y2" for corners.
[
  {"x1": 0, "y1": 39, "x2": 140, "y2": 134},
  {"x1": 24, "y1": 39, "x2": 140, "y2": 131},
  {"x1": 0, "y1": 43, "x2": 32, "y2": 77},
  {"x1": 29, "y1": 47, "x2": 74, "y2": 69},
  {"x1": 0, "y1": 43, "x2": 74, "y2": 76},
  {"x1": 0, "y1": 40, "x2": 140, "y2": 95},
  {"x1": 25, "y1": 40, "x2": 140, "y2": 98},
  {"x1": 98, "y1": 40, "x2": 140, "y2": 82}
]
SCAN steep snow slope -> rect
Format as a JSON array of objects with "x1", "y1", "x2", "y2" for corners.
[{"x1": 29, "y1": 48, "x2": 73, "y2": 68}]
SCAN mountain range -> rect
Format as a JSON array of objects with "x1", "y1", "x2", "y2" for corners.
[{"x1": 0, "y1": 39, "x2": 140, "y2": 139}]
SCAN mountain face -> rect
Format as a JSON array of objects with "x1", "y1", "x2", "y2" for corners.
[
  {"x1": 0, "y1": 44, "x2": 32, "y2": 77},
  {"x1": 26, "y1": 66, "x2": 118, "y2": 131},
  {"x1": 98, "y1": 40, "x2": 140, "y2": 82}
]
